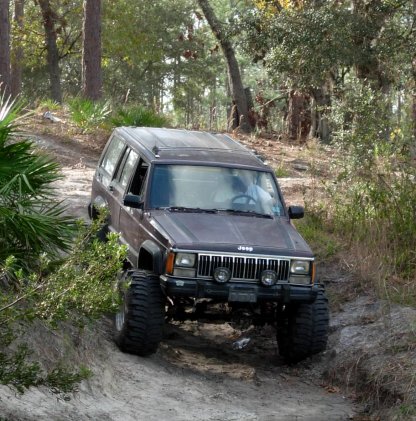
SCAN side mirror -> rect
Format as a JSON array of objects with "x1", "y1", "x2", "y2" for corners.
[
  {"x1": 288, "y1": 205, "x2": 304, "y2": 219},
  {"x1": 123, "y1": 194, "x2": 144, "y2": 209}
]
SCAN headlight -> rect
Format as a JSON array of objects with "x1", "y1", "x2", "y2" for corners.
[
  {"x1": 290, "y1": 260, "x2": 310, "y2": 275},
  {"x1": 175, "y1": 253, "x2": 196, "y2": 268}
]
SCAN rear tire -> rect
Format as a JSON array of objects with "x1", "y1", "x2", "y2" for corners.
[
  {"x1": 276, "y1": 289, "x2": 329, "y2": 363},
  {"x1": 114, "y1": 270, "x2": 165, "y2": 356}
]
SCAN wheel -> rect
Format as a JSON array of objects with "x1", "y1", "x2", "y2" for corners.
[
  {"x1": 114, "y1": 270, "x2": 165, "y2": 356},
  {"x1": 276, "y1": 289, "x2": 329, "y2": 363}
]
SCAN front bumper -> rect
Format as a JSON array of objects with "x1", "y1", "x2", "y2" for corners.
[{"x1": 160, "y1": 276, "x2": 319, "y2": 304}]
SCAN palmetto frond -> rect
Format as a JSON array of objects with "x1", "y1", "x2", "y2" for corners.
[{"x1": 0, "y1": 92, "x2": 76, "y2": 267}]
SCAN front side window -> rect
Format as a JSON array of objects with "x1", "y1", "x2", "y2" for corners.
[
  {"x1": 118, "y1": 149, "x2": 139, "y2": 190},
  {"x1": 149, "y1": 165, "x2": 283, "y2": 216}
]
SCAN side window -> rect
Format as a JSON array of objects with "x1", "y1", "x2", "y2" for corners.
[
  {"x1": 129, "y1": 159, "x2": 149, "y2": 196},
  {"x1": 117, "y1": 149, "x2": 139, "y2": 191},
  {"x1": 100, "y1": 136, "x2": 125, "y2": 187}
]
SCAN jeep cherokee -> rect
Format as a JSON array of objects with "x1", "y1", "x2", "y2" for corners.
[{"x1": 88, "y1": 127, "x2": 329, "y2": 362}]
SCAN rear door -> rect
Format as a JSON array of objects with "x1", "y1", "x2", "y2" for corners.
[
  {"x1": 119, "y1": 157, "x2": 149, "y2": 264},
  {"x1": 109, "y1": 147, "x2": 139, "y2": 232},
  {"x1": 92, "y1": 134, "x2": 126, "y2": 231}
]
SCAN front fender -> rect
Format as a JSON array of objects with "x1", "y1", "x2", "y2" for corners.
[
  {"x1": 138, "y1": 240, "x2": 165, "y2": 275},
  {"x1": 89, "y1": 195, "x2": 109, "y2": 220}
]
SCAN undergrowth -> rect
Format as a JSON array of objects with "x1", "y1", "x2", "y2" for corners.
[
  {"x1": 68, "y1": 97, "x2": 111, "y2": 132},
  {"x1": 305, "y1": 79, "x2": 416, "y2": 306},
  {"x1": 110, "y1": 104, "x2": 168, "y2": 128},
  {"x1": 0, "y1": 218, "x2": 127, "y2": 395}
]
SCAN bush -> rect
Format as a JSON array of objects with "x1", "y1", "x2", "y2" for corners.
[
  {"x1": 0, "y1": 218, "x2": 127, "y2": 394},
  {"x1": 324, "y1": 79, "x2": 416, "y2": 301},
  {"x1": 111, "y1": 105, "x2": 168, "y2": 128},
  {"x1": 0, "y1": 94, "x2": 127, "y2": 395},
  {"x1": 68, "y1": 97, "x2": 111, "y2": 132},
  {"x1": 0, "y1": 95, "x2": 75, "y2": 268}
]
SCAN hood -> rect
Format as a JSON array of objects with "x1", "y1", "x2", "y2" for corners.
[{"x1": 150, "y1": 211, "x2": 313, "y2": 257}]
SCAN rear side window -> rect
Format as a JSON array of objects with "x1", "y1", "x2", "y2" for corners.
[
  {"x1": 100, "y1": 136, "x2": 125, "y2": 186},
  {"x1": 118, "y1": 149, "x2": 139, "y2": 190}
]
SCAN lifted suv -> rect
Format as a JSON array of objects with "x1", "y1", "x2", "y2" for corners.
[{"x1": 89, "y1": 127, "x2": 329, "y2": 362}]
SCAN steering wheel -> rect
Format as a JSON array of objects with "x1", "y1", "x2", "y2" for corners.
[{"x1": 231, "y1": 194, "x2": 257, "y2": 205}]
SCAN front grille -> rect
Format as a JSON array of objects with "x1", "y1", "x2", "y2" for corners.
[{"x1": 197, "y1": 253, "x2": 290, "y2": 283}]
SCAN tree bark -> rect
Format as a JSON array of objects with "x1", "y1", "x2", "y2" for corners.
[
  {"x1": 287, "y1": 90, "x2": 311, "y2": 142},
  {"x1": 82, "y1": 0, "x2": 102, "y2": 101},
  {"x1": 197, "y1": 0, "x2": 252, "y2": 133},
  {"x1": 11, "y1": 0, "x2": 24, "y2": 98},
  {"x1": 412, "y1": 0, "x2": 416, "y2": 159},
  {"x1": 310, "y1": 85, "x2": 331, "y2": 143},
  {"x1": 0, "y1": 0, "x2": 11, "y2": 97},
  {"x1": 38, "y1": 0, "x2": 62, "y2": 103}
]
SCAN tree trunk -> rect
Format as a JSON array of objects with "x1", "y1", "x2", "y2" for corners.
[
  {"x1": 82, "y1": 0, "x2": 102, "y2": 101},
  {"x1": 11, "y1": 0, "x2": 24, "y2": 98},
  {"x1": 197, "y1": 0, "x2": 252, "y2": 133},
  {"x1": 38, "y1": 0, "x2": 62, "y2": 103},
  {"x1": 311, "y1": 85, "x2": 331, "y2": 143},
  {"x1": 412, "y1": 0, "x2": 416, "y2": 159},
  {"x1": 0, "y1": 0, "x2": 11, "y2": 97},
  {"x1": 287, "y1": 90, "x2": 311, "y2": 142}
]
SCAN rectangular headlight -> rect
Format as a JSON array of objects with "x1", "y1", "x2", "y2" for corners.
[
  {"x1": 175, "y1": 253, "x2": 196, "y2": 268},
  {"x1": 290, "y1": 260, "x2": 310, "y2": 275}
]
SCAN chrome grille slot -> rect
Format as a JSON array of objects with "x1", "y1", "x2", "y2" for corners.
[{"x1": 197, "y1": 254, "x2": 290, "y2": 283}]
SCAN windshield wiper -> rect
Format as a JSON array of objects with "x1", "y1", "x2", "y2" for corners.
[
  {"x1": 216, "y1": 209, "x2": 273, "y2": 219},
  {"x1": 163, "y1": 206, "x2": 218, "y2": 214}
]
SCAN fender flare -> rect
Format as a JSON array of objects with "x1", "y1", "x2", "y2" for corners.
[
  {"x1": 89, "y1": 195, "x2": 109, "y2": 218},
  {"x1": 138, "y1": 240, "x2": 165, "y2": 275}
]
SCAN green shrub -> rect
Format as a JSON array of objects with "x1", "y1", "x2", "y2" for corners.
[
  {"x1": 275, "y1": 164, "x2": 289, "y2": 178},
  {"x1": 0, "y1": 95, "x2": 75, "y2": 268},
  {"x1": 38, "y1": 98, "x2": 61, "y2": 111},
  {"x1": 295, "y1": 211, "x2": 340, "y2": 260},
  {"x1": 111, "y1": 105, "x2": 167, "y2": 128},
  {"x1": 0, "y1": 218, "x2": 127, "y2": 394},
  {"x1": 68, "y1": 97, "x2": 111, "y2": 132},
  {"x1": 325, "y1": 78, "x2": 416, "y2": 300},
  {"x1": 0, "y1": 95, "x2": 126, "y2": 395}
]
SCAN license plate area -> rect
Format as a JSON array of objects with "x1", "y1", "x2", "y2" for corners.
[{"x1": 228, "y1": 287, "x2": 257, "y2": 303}]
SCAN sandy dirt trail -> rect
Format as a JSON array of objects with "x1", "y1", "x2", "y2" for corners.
[{"x1": 0, "y1": 134, "x2": 361, "y2": 421}]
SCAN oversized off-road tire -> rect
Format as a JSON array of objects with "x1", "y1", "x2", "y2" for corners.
[
  {"x1": 276, "y1": 289, "x2": 329, "y2": 363},
  {"x1": 114, "y1": 270, "x2": 165, "y2": 356}
]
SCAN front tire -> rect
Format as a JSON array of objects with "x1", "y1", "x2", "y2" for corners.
[
  {"x1": 114, "y1": 270, "x2": 165, "y2": 356},
  {"x1": 276, "y1": 289, "x2": 329, "y2": 363}
]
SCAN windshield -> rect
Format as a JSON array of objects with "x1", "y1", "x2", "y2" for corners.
[{"x1": 149, "y1": 165, "x2": 284, "y2": 216}]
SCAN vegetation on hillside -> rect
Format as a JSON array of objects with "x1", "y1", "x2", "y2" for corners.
[{"x1": 0, "y1": 96, "x2": 126, "y2": 395}]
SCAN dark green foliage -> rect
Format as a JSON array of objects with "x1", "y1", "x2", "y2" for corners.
[
  {"x1": 68, "y1": 97, "x2": 111, "y2": 131},
  {"x1": 45, "y1": 365, "x2": 92, "y2": 395},
  {"x1": 0, "y1": 335, "x2": 92, "y2": 395},
  {"x1": 241, "y1": 1, "x2": 412, "y2": 90},
  {"x1": 0, "y1": 221, "x2": 127, "y2": 394},
  {"x1": 111, "y1": 105, "x2": 168, "y2": 128},
  {"x1": 0, "y1": 96, "x2": 75, "y2": 267},
  {"x1": 326, "y1": 80, "x2": 416, "y2": 290},
  {"x1": 0, "y1": 100, "x2": 127, "y2": 394},
  {"x1": 0, "y1": 343, "x2": 41, "y2": 394}
]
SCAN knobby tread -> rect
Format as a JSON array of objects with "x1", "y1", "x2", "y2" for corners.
[
  {"x1": 114, "y1": 270, "x2": 165, "y2": 356},
  {"x1": 277, "y1": 289, "x2": 329, "y2": 363}
]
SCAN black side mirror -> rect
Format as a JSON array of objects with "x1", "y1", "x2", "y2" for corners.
[
  {"x1": 124, "y1": 194, "x2": 144, "y2": 209},
  {"x1": 288, "y1": 205, "x2": 304, "y2": 219}
]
